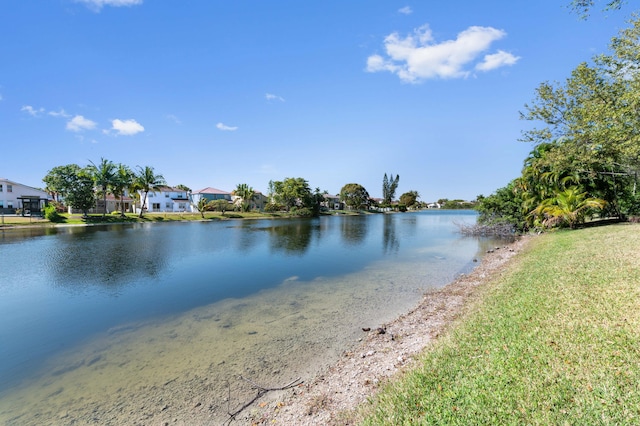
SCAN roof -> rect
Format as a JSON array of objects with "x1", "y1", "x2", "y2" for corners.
[{"x1": 193, "y1": 187, "x2": 231, "y2": 195}]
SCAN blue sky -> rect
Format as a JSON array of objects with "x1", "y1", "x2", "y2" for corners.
[{"x1": 1, "y1": 1, "x2": 633, "y2": 201}]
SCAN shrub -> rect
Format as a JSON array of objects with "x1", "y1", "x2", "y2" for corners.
[{"x1": 44, "y1": 204, "x2": 63, "y2": 222}]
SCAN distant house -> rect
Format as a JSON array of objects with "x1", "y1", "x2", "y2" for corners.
[
  {"x1": 0, "y1": 178, "x2": 51, "y2": 215},
  {"x1": 231, "y1": 191, "x2": 268, "y2": 211},
  {"x1": 323, "y1": 193, "x2": 344, "y2": 210},
  {"x1": 139, "y1": 186, "x2": 190, "y2": 213},
  {"x1": 190, "y1": 187, "x2": 232, "y2": 211}
]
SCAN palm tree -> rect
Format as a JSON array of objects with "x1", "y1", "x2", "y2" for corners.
[
  {"x1": 111, "y1": 164, "x2": 134, "y2": 218},
  {"x1": 87, "y1": 158, "x2": 116, "y2": 218},
  {"x1": 135, "y1": 166, "x2": 166, "y2": 217},
  {"x1": 531, "y1": 186, "x2": 606, "y2": 228},
  {"x1": 234, "y1": 183, "x2": 256, "y2": 212}
]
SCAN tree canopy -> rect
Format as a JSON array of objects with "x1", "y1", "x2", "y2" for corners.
[
  {"x1": 340, "y1": 183, "x2": 370, "y2": 210},
  {"x1": 479, "y1": 17, "x2": 640, "y2": 230}
]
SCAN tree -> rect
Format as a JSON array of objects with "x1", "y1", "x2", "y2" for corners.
[
  {"x1": 234, "y1": 183, "x2": 256, "y2": 212},
  {"x1": 399, "y1": 190, "x2": 420, "y2": 207},
  {"x1": 135, "y1": 166, "x2": 166, "y2": 217},
  {"x1": 43, "y1": 164, "x2": 83, "y2": 202},
  {"x1": 64, "y1": 168, "x2": 97, "y2": 218},
  {"x1": 87, "y1": 158, "x2": 116, "y2": 218},
  {"x1": 212, "y1": 199, "x2": 230, "y2": 215},
  {"x1": 175, "y1": 184, "x2": 191, "y2": 192},
  {"x1": 111, "y1": 164, "x2": 134, "y2": 217},
  {"x1": 196, "y1": 197, "x2": 213, "y2": 218},
  {"x1": 531, "y1": 186, "x2": 606, "y2": 228},
  {"x1": 340, "y1": 183, "x2": 370, "y2": 210},
  {"x1": 570, "y1": 0, "x2": 624, "y2": 18},
  {"x1": 382, "y1": 173, "x2": 400, "y2": 204},
  {"x1": 520, "y1": 17, "x2": 640, "y2": 221},
  {"x1": 271, "y1": 177, "x2": 313, "y2": 212}
]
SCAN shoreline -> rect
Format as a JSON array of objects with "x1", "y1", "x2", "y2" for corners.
[{"x1": 246, "y1": 234, "x2": 532, "y2": 425}]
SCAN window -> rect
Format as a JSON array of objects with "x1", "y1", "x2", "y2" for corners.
[
  {"x1": 0, "y1": 201, "x2": 3, "y2": 208},
  {"x1": 152, "y1": 203, "x2": 160, "y2": 210},
  {"x1": 7, "y1": 201, "x2": 13, "y2": 209},
  {"x1": 0, "y1": 184, "x2": 3, "y2": 192},
  {"x1": 165, "y1": 202, "x2": 171, "y2": 209},
  {"x1": 165, "y1": 193, "x2": 170, "y2": 198},
  {"x1": 7, "y1": 185, "x2": 12, "y2": 193}
]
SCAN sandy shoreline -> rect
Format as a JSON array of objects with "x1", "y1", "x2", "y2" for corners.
[{"x1": 247, "y1": 235, "x2": 531, "y2": 425}]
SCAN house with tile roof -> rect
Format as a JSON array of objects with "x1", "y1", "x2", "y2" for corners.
[{"x1": 190, "y1": 187, "x2": 232, "y2": 211}]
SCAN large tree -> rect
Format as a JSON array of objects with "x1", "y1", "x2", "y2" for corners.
[
  {"x1": 135, "y1": 166, "x2": 166, "y2": 217},
  {"x1": 87, "y1": 158, "x2": 116, "y2": 218},
  {"x1": 340, "y1": 183, "x2": 370, "y2": 210},
  {"x1": 43, "y1": 164, "x2": 83, "y2": 202},
  {"x1": 63, "y1": 168, "x2": 97, "y2": 218},
  {"x1": 399, "y1": 190, "x2": 420, "y2": 208},
  {"x1": 382, "y1": 173, "x2": 400, "y2": 204},
  {"x1": 520, "y1": 17, "x2": 640, "y2": 220},
  {"x1": 271, "y1": 177, "x2": 313, "y2": 212}
]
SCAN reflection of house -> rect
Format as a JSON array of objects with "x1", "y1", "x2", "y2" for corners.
[
  {"x1": 139, "y1": 186, "x2": 190, "y2": 213},
  {"x1": 0, "y1": 178, "x2": 51, "y2": 215},
  {"x1": 190, "y1": 187, "x2": 232, "y2": 211}
]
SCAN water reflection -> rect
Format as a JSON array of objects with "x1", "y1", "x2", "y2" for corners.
[
  {"x1": 48, "y1": 225, "x2": 170, "y2": 290},
  {"x1": 340, "y1": 215, "x2": 368, "y2": 246},
  {"x1": 383, "y1": 214, "x2": 400, "y2": 254},
  {"x1": 264, "y1": 219, "x2": 320, "y2": 255}
]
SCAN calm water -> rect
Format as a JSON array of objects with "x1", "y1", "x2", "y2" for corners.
[{"x1": 0, "y1": 210, "x2": 493, "y2": 421}]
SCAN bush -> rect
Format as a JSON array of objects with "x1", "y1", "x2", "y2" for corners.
[
  {"x1": 264, "y1": 202, "x2": 285, "y2": 213},
  {"x1": 44, "y1": 204, "x2": 63, "y2": 222}
]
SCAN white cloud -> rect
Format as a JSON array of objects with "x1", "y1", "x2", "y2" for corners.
[
  {"x1": 398, "y1": 6, "x2": 413, "y2": 15},
  {"x1": 216, "y1": 122, "x2": 238, "y2": 131},
  {"x1": 366, "y1": 24, "x2": 518, "y2": 83},
  {"x1": 265, "y1": 93, "x2": 285, "y2": 102},
  {"x1": 66, "y1": 115, "x2": 97, "y2": 132},
  {"x1": 21, "y1": 105, "x2": 45, "y2": 117},
  {"x1": 111, "y1": 118, "x2": 144, "y2": 135},
  {"x1": 76, "y1": 0, "x2": 143, "y2": 11},
  {"x1": 48, "y1": 109, "x2": 70, "y2": 118},
  {"x1": 476, "y1": 50, "x2": 520, "y2": 71}
]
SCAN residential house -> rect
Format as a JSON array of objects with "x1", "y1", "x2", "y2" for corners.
[
  {"x1": 231, "y1": 191, "x2": 268, "y2": 211},
  {"x1": 0, "y1": 178, "x2": 51, "y2": 215},
  {"x1": 190, "y1": 187, "x2": 232, "y2": 211},
  {"x1": 139, "y1": 186, "x2": 190, "y2": 213},
  {"x1": 323, "y1": 193, "x2": 344, "y2": 210}
]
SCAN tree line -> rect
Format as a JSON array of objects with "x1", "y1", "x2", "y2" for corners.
[
  {"x1": 476, "y1": 16, "x2": 640, "y2": 231},
  {"x1": 43, "y1": 161, "x2": 424, "y2": 219}
]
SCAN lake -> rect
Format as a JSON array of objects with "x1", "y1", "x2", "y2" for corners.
[{"x1": 0, "y1": 210, "x2": 494, "y2": 423}]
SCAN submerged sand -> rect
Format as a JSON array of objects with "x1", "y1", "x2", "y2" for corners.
[{"x1": 0, "y1": 236, "x2": 528, "y2": 425}]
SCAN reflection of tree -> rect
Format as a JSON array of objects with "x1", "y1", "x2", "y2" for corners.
[
  {"x1": 267, "y1": 219, "x2": 317, "y2": 255},
  {"x1": 340, "y1": 216, "x2": 367, "y2": 246},
  {"x1": 49, "y1": 224, "x2": 170, "y2": 290},
  {"x1": 382, "y1": 214, "x2": 399, "y2": 254}
]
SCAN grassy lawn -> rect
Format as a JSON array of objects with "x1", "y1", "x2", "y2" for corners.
[{"x1": 360, "y1": 224, "x2": 640, "y2": 425}]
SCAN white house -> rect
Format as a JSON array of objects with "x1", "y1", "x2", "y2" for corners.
[
  {"x1": 0, "y1": 178, "x2": 51, "y2": 215},
  {"x1": 138, "y1": 186, "x2": 190, "y2": 213}
]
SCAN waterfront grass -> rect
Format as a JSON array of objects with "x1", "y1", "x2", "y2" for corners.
[{"x1": 360, "y1": 224, "x2": 640, "y2": 425}]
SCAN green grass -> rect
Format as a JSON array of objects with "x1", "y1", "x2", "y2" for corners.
[{"x1": 360, "y1": 224, "x2": 640, "y2": 425}]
